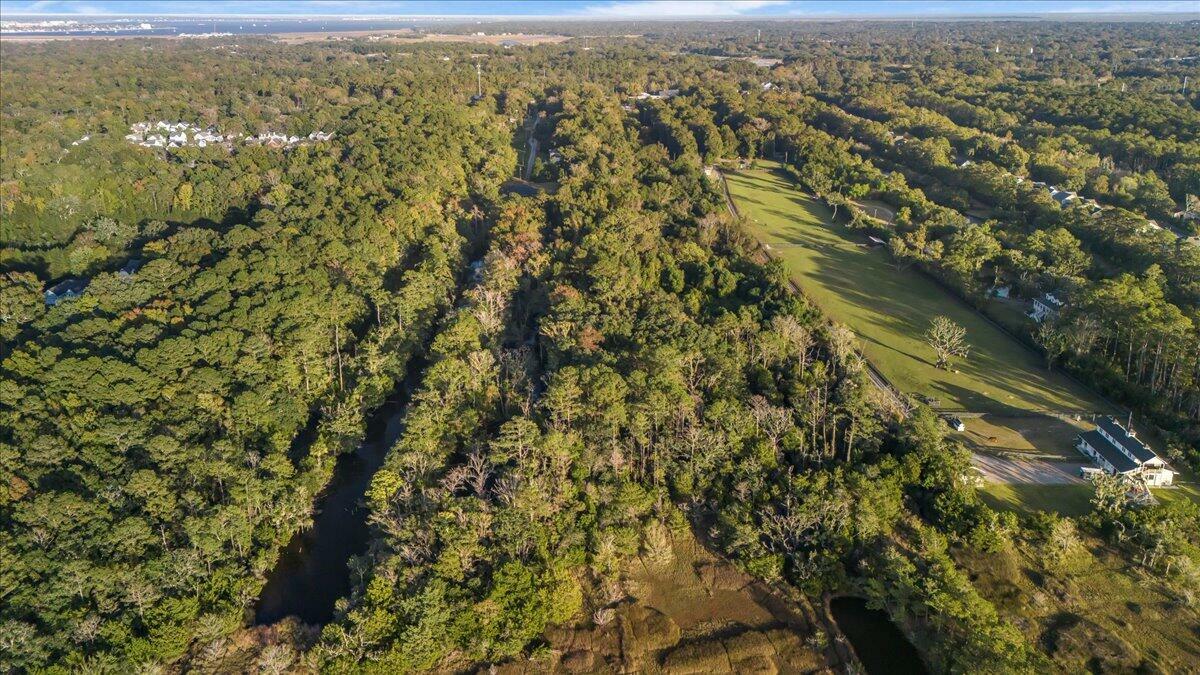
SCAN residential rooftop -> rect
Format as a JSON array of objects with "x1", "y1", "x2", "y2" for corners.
[
  {"x1": 1079, "y1": 429, "x2": 1140, "y2": 473},
  {"x1": 1096, "y1": 416, "x2": 1156, "y2": 464}
]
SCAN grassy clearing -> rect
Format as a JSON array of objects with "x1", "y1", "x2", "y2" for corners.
[
  {"x1": 954, "y1": 415, "x2": 1089, "y2": 460},
  {"x1": 725, "y1": 163, "x2": 1106, "y2": 415},
  {"x1": 956, "y1": 539, "x2": 1200, "y2": 671},
  {"x1": 1153, "y1": 478, "x2": 1200, "y2": 507},
  {"x1": 983, "y1": 298, "x2": 1034, "y2": 335},
  {"x1": 978, "y1": 483, "x2": 1094, "y2": 518}
]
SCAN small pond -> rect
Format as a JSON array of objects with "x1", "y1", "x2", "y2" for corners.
[
  {"x1": 254, "y1": 395, "x2": 408, "y2": 626},
  {"x1": 830, "y1": 596, "x2": 926, "y2": 675}
]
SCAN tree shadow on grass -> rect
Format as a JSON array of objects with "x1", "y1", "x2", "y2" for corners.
[{"x1": 729, "y1": 169, "x2": 1098, "y2": 414}]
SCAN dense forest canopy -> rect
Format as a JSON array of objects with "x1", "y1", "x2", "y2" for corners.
[{"x1": 1, "y1": 17, "x2": 1198, "y2": 673}]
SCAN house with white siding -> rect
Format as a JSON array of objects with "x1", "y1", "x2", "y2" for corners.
[
  {"x1": 1077, "y1": 417, "x2": 1174, "y2": 486},
  {"x1": 44, "y1": 278, "x2": 88, "y2": 306},
  {"x1": 1029, "y1": 292, "x2": 1065, "y2": 323}
]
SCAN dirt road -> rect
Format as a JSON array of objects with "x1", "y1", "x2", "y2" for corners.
[{"x1": 972, "y1": 453, "x2": 1086, "y2": 485}]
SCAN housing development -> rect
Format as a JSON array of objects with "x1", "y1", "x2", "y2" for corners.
[
  {"x1": 1, "y1": 2, "x2": 1198, "y2": 673},
  {"x1": 124, "y1": 121, "x2": 334, "y2": 150}
]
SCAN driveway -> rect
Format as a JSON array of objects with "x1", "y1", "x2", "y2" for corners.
[{"x1": 972, "y1": 453, "x2": 1086, "y2": 485}]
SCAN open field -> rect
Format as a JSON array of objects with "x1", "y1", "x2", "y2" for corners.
[
  {"x1": 725, "y1": 163, "x2": 1107, "y2": 416},
  {"x1": 978, "y1": 483, "x2": 1094, "y2": 517},
  {"x1": 955, "y1": 414, "x2": 1090, "y2": 460},
  {"x1": 724, "y1": 163, "x2": 1136, "y2": 519}
]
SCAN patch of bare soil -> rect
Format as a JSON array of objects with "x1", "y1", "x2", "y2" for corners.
[{"x1": 487, "y1": 529, "x2": 835, "y2": 674}]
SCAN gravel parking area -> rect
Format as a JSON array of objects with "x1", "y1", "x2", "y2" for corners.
[{"x1": 972, "y1": 453, "x2": 1087, "y2": 485}]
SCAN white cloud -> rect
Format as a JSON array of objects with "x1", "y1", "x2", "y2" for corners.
[{"x1": 583, "y1": 0, "x2": 790, "y2": 18}]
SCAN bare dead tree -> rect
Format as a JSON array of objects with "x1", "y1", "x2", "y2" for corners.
[{"x1": 466, "y1": 448, "x2": 491, "y2": 498}]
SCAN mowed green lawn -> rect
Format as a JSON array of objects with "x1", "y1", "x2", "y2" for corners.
[
  {"x1": 726, "y1": 163, "x2": 1105, "y2": 414},
  {"x1": 978, "y1": 483, "x2": 1094, "y2": 517}
]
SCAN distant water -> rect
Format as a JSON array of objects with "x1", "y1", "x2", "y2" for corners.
[{"x1": 1, "y1": 17, "x2": 441, "y2": 37}]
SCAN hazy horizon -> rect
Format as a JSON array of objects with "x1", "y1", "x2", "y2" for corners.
[{"x1": 3, "y1": 0, "x2": 1198, "y2": 19}]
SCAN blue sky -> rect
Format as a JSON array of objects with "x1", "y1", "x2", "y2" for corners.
[{"x1": 2, "y1": 0, "x2": 1197, "y2": 18}]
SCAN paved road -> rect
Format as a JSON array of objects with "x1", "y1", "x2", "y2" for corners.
[
  {"x1": 972, "y1": 453, "x2": 1086, "y2": 485},
  {"x1": 522, "y1": 115, "x2": 540, "y2": 180},
  {"x1": 523, "y1": 137, "x2": 539, "y2": 180}
]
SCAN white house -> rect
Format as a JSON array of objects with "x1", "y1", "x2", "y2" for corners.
[
  {"x1": 634, "y1": 89, "x2": 680, "y2": 101},
  {"x1": 1050, "y1": 189, "x2": 1079, "y2": 207},
  {"x1": 1029, "y1": 292, "x2": 1065, "y2": 323},
  {"x1": 1077, "y1": 417, "x2": 1174, "y2": 486},
  {"x1": 44, "y1": 278, "x2": 88, "y2": 306}
]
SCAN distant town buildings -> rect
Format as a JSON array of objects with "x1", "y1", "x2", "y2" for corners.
[
  {"x1": 0, "y1": 19, "x2": 154, "y2": 34},
  {"x1": 124, "y1": 121, "x2": 333, "y2": 151},
  {"x1": 633, "y1": 89, "x2": 680, "y2": 101}
]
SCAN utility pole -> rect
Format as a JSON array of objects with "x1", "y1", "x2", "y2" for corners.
[
  {"x1": 475, "y1": 62, "x2": 482, "y2": 98},
  {"x1": 1184, "y1": 75, "x2": 1189, "y2": 96},
  {"x1": 757, "y1": 28, "x2": 761, "y2": 44}
]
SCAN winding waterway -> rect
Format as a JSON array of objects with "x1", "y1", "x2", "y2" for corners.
[
  {"x1": 830, "y1": 596, "x2": 927, "y2": 675},
  {"x1": 254, "y1": 392, "x2": 410, "y2": 626}
]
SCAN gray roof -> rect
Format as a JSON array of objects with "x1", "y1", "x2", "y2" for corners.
[
  {"x1": 1079, "y1": 429, "x2": 1139, "y2": 473},
  {"x1": 1052, "y1": 191, "x2": 1077, "y2": 205},
  {"x1": 1096, "y1": 417, "x2": 1156, "y2": 463},
  {"x1": 47, "y1": 278, "x2": 87, "y2": 296},
  {"x1": 1037, "y1": 292, "x2": 1066, "y2": 308}
]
